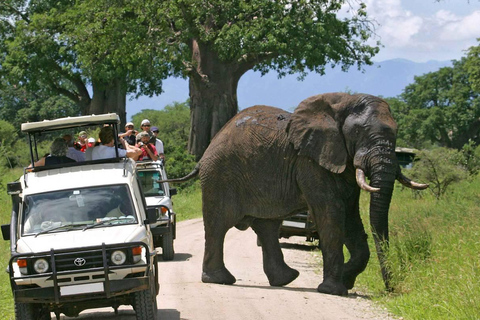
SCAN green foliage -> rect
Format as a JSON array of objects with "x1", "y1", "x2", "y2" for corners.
[
  {"x1": 0, "y1": 168, "x2": 23, "y2": 319},
  {"x1": 132, "y1": 101, "x2": 197, "y2": 188},
  {"x1": 355, "y1": 176, "x2": 480, "y2": 319},
  {"x1": 456, "y1": 140, "x2": 480, "y2": 176},
  {"x1": 390, "y1": 58, "x2": 480, "y2": 150},
  {"x1": 410, "y1": 148, "x2": 468, "y2": 199}
]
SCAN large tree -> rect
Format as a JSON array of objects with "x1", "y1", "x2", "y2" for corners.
[
  {"x1": 2, "y1": 0, "x2": 379, "y2": 158},
  {"x1": 133, "y1": 0, "x2": 380, "y2": 158},
  {"x1": 0, "y1": 0, "x2": 169, "y2": 125}
]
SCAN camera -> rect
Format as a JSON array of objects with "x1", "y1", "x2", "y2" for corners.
[{"x1": 138, "y1": 142, "x2": 144, "y2": 147}]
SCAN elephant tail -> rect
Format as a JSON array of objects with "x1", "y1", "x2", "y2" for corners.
[{"x1": 157, "y1": 164, "x2": 200, "y2": 183}]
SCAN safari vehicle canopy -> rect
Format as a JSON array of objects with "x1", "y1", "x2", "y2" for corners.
[{"x1": 23, "y1": 113, "x2": 122, "y2": 169}]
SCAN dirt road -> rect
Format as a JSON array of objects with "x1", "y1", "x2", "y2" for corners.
[{"x1": 62, "y1": 218, "x2": 396, "y2": 319}]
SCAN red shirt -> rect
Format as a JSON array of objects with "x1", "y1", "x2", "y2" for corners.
[{"x1": 138, "y1": 143, "x2": 158, "y2": 161}]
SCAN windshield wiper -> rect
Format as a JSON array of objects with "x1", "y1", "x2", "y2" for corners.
[
  {"x1": 82, "y1": 216, "x2": 134, "y2": 231},
  {"x1": 34, "y1": 223, "x2": 88, "y2": 237}
]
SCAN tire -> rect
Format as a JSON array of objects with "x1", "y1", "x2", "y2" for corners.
[
  {"x1": 15, "y1": 303, "x2": 51, "y2": 320},
  {"x1": 162, "y1": 226, "x2": 175, "y2": 261},
  {"x1": 133, "y1": 274, "x2": 158, "y2": 320}
]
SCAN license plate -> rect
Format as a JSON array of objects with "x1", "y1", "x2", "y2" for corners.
[{"x1": 60, "y1": 282, "x2": 104, "y2": 296}]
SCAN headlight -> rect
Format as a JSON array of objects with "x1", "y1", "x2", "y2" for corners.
[
  {"x1": 111, "y1": 250, "x2": 127, "y2": 265},
  {"x1": 33, "y1": 258, "x2": 49, "y2": 274}
]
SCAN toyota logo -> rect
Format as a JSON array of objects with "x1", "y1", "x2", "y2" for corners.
[{"x1": 74, "y1": 258, "x2": 86, "y2": 267}]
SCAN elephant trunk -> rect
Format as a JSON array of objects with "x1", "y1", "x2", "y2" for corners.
[{"x1": 363, "y1": 151, "x2": 397, "y2": 291}]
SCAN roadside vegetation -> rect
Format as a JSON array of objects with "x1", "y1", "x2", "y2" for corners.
[{"x1": 354, "y1": 173, "x2": 480, "y2": 319}]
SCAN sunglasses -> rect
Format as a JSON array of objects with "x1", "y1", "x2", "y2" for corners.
[
  {"x1": 126, "y1": 125, "x2": 134, "y2": 128},
  {"x1": 153, "y1": 131, "x2": 159, "y2": 133},
  {"x1": 142, "y1": 124, "x2": 151, "y2": 127}
]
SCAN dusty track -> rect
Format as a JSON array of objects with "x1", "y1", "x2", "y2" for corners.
[{"x1": 59, "y1": 218, "x2": 396, "y2": 319}]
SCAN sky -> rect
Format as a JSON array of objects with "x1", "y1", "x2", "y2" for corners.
[
  {"x1": 126, "y1": 0, "x2": 480, "y2": 118},
  {"x1": 360, "y1": 0, "x2": 480, "y2": 62}
]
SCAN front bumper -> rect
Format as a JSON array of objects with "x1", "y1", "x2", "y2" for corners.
[{"x1": 9, "y1": 242, "x2": 153, "y2": 304}]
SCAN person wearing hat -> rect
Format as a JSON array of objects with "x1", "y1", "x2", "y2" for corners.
[
  {"x1": 77, "y1": 131, "x2": 88, "y2": 152},
  {"x1": 118, "y1": 122, "x2": 138, "y2": 146},
  {"x1": 135, "y1": 131, "x2": 158, "y2": 161},
  {"x1": 150, "y1": 126, "x2": 165, "y2": 160},
  {"x1": 140, "y1": 119, "x2": 156, "y2": 144}
]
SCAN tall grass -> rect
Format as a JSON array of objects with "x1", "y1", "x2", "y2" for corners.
[
  {"x1": 354, "y1": 176, "x2": 480, "y2": 320},
  {"x1": 0, "y1": 168, "x2": 23, "y2": 319}
]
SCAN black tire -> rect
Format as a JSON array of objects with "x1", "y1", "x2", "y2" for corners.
[
  {"x1": 133, "y1": 275, "x2": 158, "y2": 320},
  {"x1": 15, "y1": 303, "x2": 51, "y2": 320},
  {"x1": 162, "y1": 226, "x2": 175, "y2": 261}
]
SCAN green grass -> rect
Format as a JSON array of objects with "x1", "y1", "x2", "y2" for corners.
[
  {"x1": 353, "y1": 177, "x2": 480, "y2": 320},
  {"x1": 172, "y1": 180, "x2": 203, "y2": 222},
  {"x1": 1, "y1": 168, "x2": 23, "y2": 320}
]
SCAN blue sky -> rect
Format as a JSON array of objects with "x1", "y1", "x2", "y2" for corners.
[{"x1": 126, "y1": 0, "x2": 480, "y2": 118}]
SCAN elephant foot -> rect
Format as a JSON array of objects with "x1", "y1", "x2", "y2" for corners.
[
  {"x1": 267, "y1": 266, "x2": 300, "y2": 287},
  {"x1": 202, "y1": 268, "x2": 236, "y2": 285},
  {"x1": 317, "y1": 280, "x2": 348, "y2": 296}
]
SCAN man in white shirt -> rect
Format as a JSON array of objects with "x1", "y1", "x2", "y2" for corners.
[
  {"x1": 150, "y1": 126, "x2": 165, "y2": 160},
  {"x1": 92, "y1": 126, "x2": 142, "y2": 160}
]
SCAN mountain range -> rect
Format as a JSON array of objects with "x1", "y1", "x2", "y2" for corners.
[{"x1": 126, "y1": 58, "x2": 453, "y2": 116}]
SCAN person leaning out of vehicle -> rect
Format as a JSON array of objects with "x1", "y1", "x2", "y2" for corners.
[
  {"x1": 91, "y1": 126, "x2": 142, "y2": 160},
  {"x1": 136, "y1": 131, "x2": 158, "y2": 161},
  {"x1": 118, "y1": 122, "x2": 137, "y2": 146}
]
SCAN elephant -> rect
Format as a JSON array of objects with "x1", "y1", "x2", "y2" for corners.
[{"x1": 164, "y1": 92, "x2": 428, "y2": 296}]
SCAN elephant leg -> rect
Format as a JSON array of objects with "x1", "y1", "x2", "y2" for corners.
[
  {"x1": 314, "y1": 205, "x2": 348, "y2": 296},
  {"x1": 343, "y1": 198, "x2": 370, "y2": 289},
  {"x1": 251, "y1": 219, "x2": 299, "y2": 286},
  {"x1": 201, "y1": 214, "x2": 236, "y2": 285}
]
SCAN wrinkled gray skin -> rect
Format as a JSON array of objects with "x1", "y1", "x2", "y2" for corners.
[{"x1": 167, "y1": 93, "x2": 426, "y2": 296}]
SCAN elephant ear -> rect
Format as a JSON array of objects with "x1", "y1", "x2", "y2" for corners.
[{"x1": 287, "y1": 95, "x2": 347, "y2": 173}]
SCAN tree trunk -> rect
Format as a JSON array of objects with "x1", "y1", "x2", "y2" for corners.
[
  {"x1": 187, "y1": 40, "x2": 242, "y2": 160},
  {"x1": 86, "y1": 78, "x2": 127, "y2": 126}
]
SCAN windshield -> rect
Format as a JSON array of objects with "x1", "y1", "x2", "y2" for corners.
[
  {"x1": 137, "y1": 170, "x2": 165, "y2": 197},
  {"x1": 22, "y1": 184, "x2": 137, "y2": 236}
]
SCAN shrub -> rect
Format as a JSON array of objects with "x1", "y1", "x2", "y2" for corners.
[{"x1": 410, "y1": 147, "x2": 468, "y2": 199}]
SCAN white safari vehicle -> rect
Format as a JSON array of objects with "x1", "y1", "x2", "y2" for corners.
[
  {"x1": 136, "y1": 160, "x2": 177, "y2": 261},
  {"x1": 1, "y1": 114, "x2": 160, "y2": 320}
]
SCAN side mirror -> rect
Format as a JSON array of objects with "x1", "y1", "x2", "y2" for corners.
[
  {"x1": 169, "y1": 188, "x2": 177, "y2": 196},
  {"x1": 146, "y1": 207, "x2": 158, "y2": 225},
  {"x1": 1, "y1": 224, "x2": 10, "y2": 241}
]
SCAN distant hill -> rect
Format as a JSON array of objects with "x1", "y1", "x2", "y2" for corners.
[{"x1": 126, "y1": 58, "x2": 452, "y2": 116}]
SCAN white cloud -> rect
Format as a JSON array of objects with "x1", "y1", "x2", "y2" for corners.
[
  {"x1": 356, "y1": 0, "x2": 480, "y2": 62},
  {"x1": 439, "y1": 10, "x2": 480, "y2": 41}
]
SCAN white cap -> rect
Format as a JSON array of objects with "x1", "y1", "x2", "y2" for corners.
[
  {"x1": 125, "y1": 122, "x2": 134, "y2": 127},
  {"x1": 88, "y1": 137, "x2": 95, "y2": 143},
  {"x1": 141, "y1": 119, "x2": 150, "y2": 126}
]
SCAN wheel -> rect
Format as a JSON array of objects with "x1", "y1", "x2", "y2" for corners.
[
  {"x1": 161, "y1": 226, "x2": 175, "y2": 261},
  {"x1": 15, "y1": 303, "x2": 51, "y2": 320},
  {"x1": 133, "y1": 274, "x2": 158, "y2": 320}
]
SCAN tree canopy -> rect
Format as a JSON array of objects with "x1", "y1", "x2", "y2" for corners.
[
  {"x1": 2, "y1": 0, "x2": 381, "y2": 159},
  {"x1": 389, "y1": 56, "x2": 480, "y2": 150}
]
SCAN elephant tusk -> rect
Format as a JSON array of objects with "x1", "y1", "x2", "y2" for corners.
[
  {"x1": 397, "y1": 172, "x2": 429, "y2": 190},
  {"x1": 356, "y1": 168, "x2": 380, "y2": 193}
]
